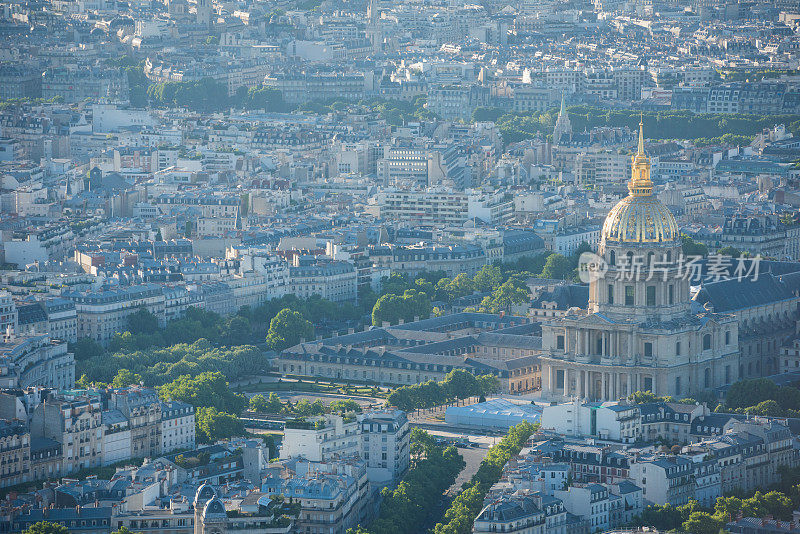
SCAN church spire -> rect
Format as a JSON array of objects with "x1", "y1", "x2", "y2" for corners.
[
  {"x1": 629, "y1": 118, "x2": 652, "y2": 197},
  {"x1": 553, "y1": 92, "x2": 572, "y2": 145},
  {"x1": 637, "y1": 116, "x2": 645, "y2": 155}
]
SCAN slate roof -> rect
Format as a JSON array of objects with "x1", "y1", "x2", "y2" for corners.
[
  {"x1": 475, "y1": 494, "x2": 543, "y2": 523},
  {"x1": 693, "y1": 274, "x2": 794, "y2": 313},
  {"x1": 16, "y1": 302, "x2": 47, "y2": 325},
  {"x1": 728, "y1": 517, "x2": 798, "y2": 533},
  {"x1": 531, "y1": 284, "x2": 589, "y2": 310}
]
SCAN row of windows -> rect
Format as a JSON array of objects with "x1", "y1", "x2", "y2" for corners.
[{"x1": 607, "y1": 284, "x2": 674, "y2": 307}]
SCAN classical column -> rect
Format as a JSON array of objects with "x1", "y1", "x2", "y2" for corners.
[
  {"x1": 587, "y1": 371, "x2": 592, "y2": 400},
  {"x1": 601, "y1": 372, "x2": 607, "y2": 401},
  {"x1": 584, "y1": 370, "x2": 588, "y2": 398},
  {"x1": 629, "y1": 331, "x2": 635, "y2": 359},
  {"x1": 549, "y1": 366, "x2": 555, "y2": 395},
  {"x1": 628, "y1": 372, "x2": 633, "y2": 396}
]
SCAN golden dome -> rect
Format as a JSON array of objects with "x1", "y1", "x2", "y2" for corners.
[
  {"x1": 602, "y1": 195, "x2": 679, "y2": 243},
  {"x1": 601, "y1": 121, "x2": 679, "y2": 244}
]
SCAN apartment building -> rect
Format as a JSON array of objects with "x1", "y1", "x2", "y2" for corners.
[
  {"x1": 0, "y1": 292, "x2": 17, "y2": 334},
  {"x1": 63, "y1": 284, "x2": 166, "y2": 344},
  {"x1": 378, "y1": 188, "x2": 469, "y2": 225},
  {"x1": 154, "y1": 194, "x2": 240, "y2": 218},
  {"x1": 0, "y1": 334, "x2": 74, "y2": 390},
  {"x1": 160, "y1": 400, "x2": 195, "y2": 454},
  {"x1": 359, "y1": 410, "x2": 410, "y2": 486},
  {"x1": 473, "y1": 494, "x2": 547, "y2": 534},
  {"x1": 280, "y1": 414, "x2": 361, "y2": 462},
  {"x1": 262, "y1": 457, "x2": 371, "y2": 533},
  {"x1": 553, "y1": 483, "x2": 610, "y2": 532},
  {"x1": 263, "y1": 71, "x2": 367, "y2": 104},
  {"x1": 31, "y1": 392, "x2": 104, "y2": 473},
  {"x1": 288, "y1": 260, "x2": 357, "y2": 302},
  {"x1": 628, "y1": 456, "x2": 695, "y2": 505},
  {"x1": 102, "y1": 408, "x2": 131, "y2": 466},
  {"x1": 0, "y1": 419, "x2": 30, "y2": 488},
  {"x1": 110, "y1": 387, "x2": 162, "y2": 460},
  {"x1": 542, "y1": 400, "x2": 641, "y2": 443},
  {"x1": 369, "y1": 243, "x2": 487, "y2": 278}
]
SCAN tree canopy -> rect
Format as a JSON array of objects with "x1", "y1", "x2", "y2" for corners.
[{"x1": 265, "y1": 308, "x2": 314, "y2": 350}]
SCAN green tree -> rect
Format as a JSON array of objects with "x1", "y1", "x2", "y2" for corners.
[
  {"x1": 717, "y1": 245, "x2": 743, "y2": 257},
  {"x1": 381, "y1": 273, "x2": 410, "y2": 295},
  {"x1": 250, "y1": 392, "x2": 284, "y2": 413},
  {"x1": 628, "y1": 390, "x2": 673, "y2": 404},
  {"x1": 111, "y1": 369, "x2": 142, "y2": 388},
  {"x1": 196, "y1": 407, "x2": 245, "y2": 443},
  {"x1": 23, "y1": 523, "x2": 69, "y2": 534},
  {"x1": 402, "y1": 289, "x2": 431, "y2": 321},
  {"x1": 414, "y1": 278, "x2": 435, "y2": 297},
  {"x1": 744, "y1": 399, "x2": 784, "y2": 416},
  {"x1": 714, "y1": 496, "x2": 743, "y2": 520},
  {"x1": 479, "y1": 278, "x2": 530, "y2": 313},
  {"x1": 350, "y1": 429, "x2": 464, "y2": 534},
  {"x1": 431, "y1": 422, "x2": 537, "y2": 534},
  {"x1": 444, "y1": 369, "x2": 481, "y2": 399},
  {"x1": 159, "y1": 371, "x2": 247, "y2": 413},
  {"x1": 70, "y1": 337, "x2": 104, "y2": 361},
  {"x1": 473, "y1": 264, "x2": 503, "y2": 292},
  {"x1": 477, "y1": 374, "x2": 501, "y2": 395},
  {"x1": 372, "y1": 293, "x2": 406, "y2": 326},
  {"x1": 293, "y1": 399, "x2": 326, "y2": 416},
  {"x1": 761, "y1": 490, "x2": 795, "y2": 520},
  {"x1": 541, "y1": 253, "x2": 572, "y2": 279},
  {"x1": 725, "y1": 378, "x2": 780, "y2": 410},
  {"x1": 218, "y1": 315, "x2": 252, "y2": 346},
  {"x1": 329, "y1": 399, "x2": 362, "y2": 413},
  {"x1": 265, "y1": 308, "x2": 314, "y2": 350},
  {"x1": 682, "y1": 511, "x2": 725, "y2": 534},
  {"x1": 445, "y1": 273, "x2": 475, "y2": 300},
  {"x1": 127, "y1": 308, "x2": 159, "y2": 335},
  {"x1": 681, "y1": 234, "x2": 709, "y2": 257}
]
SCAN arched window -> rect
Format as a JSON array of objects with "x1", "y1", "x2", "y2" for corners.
[
  {"x1": 702, "y1": 334, "x2": 711, "y2": 350},
  {"x1": 704, "y1": 368, "x2": 711, "y2": 388},
  {"x1": 609, "y1": 250, "x2": 616, "y2": 266},
  {"x1": 675, "y1": 341, "x2": 681, "y2": 356}
]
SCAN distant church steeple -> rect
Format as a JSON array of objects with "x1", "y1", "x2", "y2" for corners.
[
  {"x1": 367, "y1": 0, "x2": 379, "y2": 23},
  {"x1": 366, "y1": 0, "x2": 382, "y2": 52},
  {"x1": 552, "y1": 93, "x2": 572, "y2": 145}
]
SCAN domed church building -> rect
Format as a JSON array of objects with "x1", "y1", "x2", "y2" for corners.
[{"x1": 540, "y1": 122, "x2": 739, "y2": 401}]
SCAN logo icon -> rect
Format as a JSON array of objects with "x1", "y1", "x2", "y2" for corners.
[{"x1": 578, "y1": 252, "x2": 608, "y2": 283}]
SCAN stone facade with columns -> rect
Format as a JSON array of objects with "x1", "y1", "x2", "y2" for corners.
[{"x1": 540, "y1": 123, "x2": 739, "y2": 402}]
